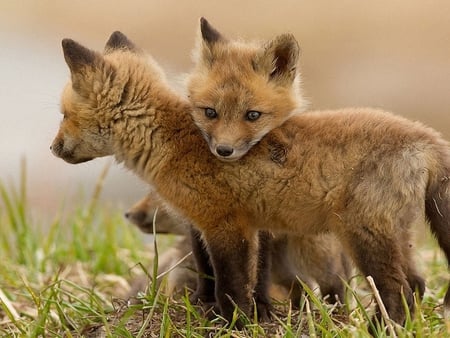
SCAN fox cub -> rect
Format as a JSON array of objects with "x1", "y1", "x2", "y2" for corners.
[
  {"x1": 126, "y1": 194, "x2": 351, "y2": 304},
  {"x1": 51, "y1": 31, "x2": 450, "y2": 328},
  {"x1": 186, "y1": 18, "x2": 351, "y2": 307},
  {"x1": 187, "y1": 18, "x2": 307, "y2": 161}
]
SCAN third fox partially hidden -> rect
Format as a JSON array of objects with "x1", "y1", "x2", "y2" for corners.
[
  {"x1": 126, "y1": 194, "x2": 351, "y2": 305},
  {"x1": 50, "y1": 26, "x2": 450, "y2": 328}
]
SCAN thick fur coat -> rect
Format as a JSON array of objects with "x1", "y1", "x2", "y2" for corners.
[{"x1": 51, "y1": 32, "x2": 450, "y2": 327}]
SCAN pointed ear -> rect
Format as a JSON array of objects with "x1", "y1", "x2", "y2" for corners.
[
  {"x1": 61, "y1": 38, "x2": 108, "y2": 94},
  {"x1": 200, "y1": 17, "x2": 225, "y2": 46},
  {"x1": 254, "y1": 33, "x2": 300, "y2": 86},
  {"x1": 62, "y1": 38, "x2": 100, "y2": 74},
  {"x1": 195, "y1": 17, "x2": 227, "y2": 67},
  {"x1": 104, "y1": 31, "x2": 139, "y2": 54}
]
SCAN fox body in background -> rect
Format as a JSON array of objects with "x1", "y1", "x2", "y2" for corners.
[
  {"x1": 125, "y1": 194, "x2": 351, "y2": 304},
  {"x1": 51, "y1": 30, "x2": 450, "y2": 328}
]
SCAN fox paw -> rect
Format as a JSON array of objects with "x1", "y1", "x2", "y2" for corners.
[
  {"x1": 255, "y1": 299, "x2": 273, "y2": 322},
  {"x1": 189, "y1": 290, "x2": 216, "y2": 305}
]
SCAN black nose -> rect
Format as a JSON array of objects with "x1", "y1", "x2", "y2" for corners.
[
  {"x1": 50, "y1": 140, "x2": 63, "y2": 153},
  {"x1": 216, "y1": 145, "x2": 234, "y2": 157}
]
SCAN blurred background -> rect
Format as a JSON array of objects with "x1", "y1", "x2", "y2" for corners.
[{"x1": 1, "y1": 1, "x2": 450, "y2": 221}]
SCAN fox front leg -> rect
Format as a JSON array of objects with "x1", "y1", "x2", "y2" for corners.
[
  {"x1": 253, "y1": 231, "x2": 273, "y2": 321},
  {"x1": 189, "y1": 226, "x2": 216, "y2": 305},
  {"x1": 204, "y1": 226, "x2": 259, "y2": 328}
]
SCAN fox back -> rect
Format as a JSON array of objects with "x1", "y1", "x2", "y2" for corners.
[{"x1": 187, "y1": 18, "x2": 307, "y2": 161}]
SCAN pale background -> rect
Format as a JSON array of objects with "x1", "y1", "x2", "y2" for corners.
[{"x1": 1, "y1": 1, "x2": 449, "y2": 220}]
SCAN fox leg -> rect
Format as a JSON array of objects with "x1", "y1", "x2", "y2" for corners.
[
  {"x1": 253, "y1": 231, "x2": 273, "y2": 321},
  {"x1": 314, "y1": 250, "x2": 352, "y2": 304},
  {"x1": 398, "y1": 228, "x2": 425, "y2": 299},
  {"x1": 293, "y1": 235, "x2": 349, "y2": 305},
  {"x1": 341, "y1": 227, "x2": 413, "y2": 326},
  {"x1": 270, "y1": 237, "x2": 305, "y2": 307},
  {"x1": 203, "y1": 225, "x2": 258, "y2": 327},
  {"x1": 189, "y1": 226, "x2": 216, "y2": 304},
  {"x1": 316, "y1": 273, "x2": 346, "y2": 305}
]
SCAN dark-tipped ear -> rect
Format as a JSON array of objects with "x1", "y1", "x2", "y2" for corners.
[
  {"x1": 62, "y1": 39, "x2": 99, "y2": 74},
  {"x1": 104, "y1": 31, "x2": 139, "y2": 53},
  {"x1": 62, "y1": 38, "x2": 109, "y2": 94},
  {"x1": 200, "y1": 17, "x2": 225, "y2": 46},
  {"x1": 195, "y1": 17, "x2": 227, "y2": 67},
  {"x1": 254, "y1": 33, "x2": 300, "y2": 86}
]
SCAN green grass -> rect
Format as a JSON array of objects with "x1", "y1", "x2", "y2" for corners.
[
  {"x1": 1, "y1": 164, "x2": 450, "y2": 337},
  {"x1": 0, "y1": 164, "x2": 150, "y2": 337}
]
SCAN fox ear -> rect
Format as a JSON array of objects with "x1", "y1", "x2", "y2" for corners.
[
  {"x1": 104, "y1": 31, "x2": 139, "y2": 53},
  {"x1": 200, "y1": 17, "x2": 225, "y2": 46},
  {"x1": 62, "y1": 39, "x2": 100, "y2": 73},
  {"x1": 195, "y1": 17, "x2": 227, "y2": 66},
  {"x1": 62, "y1": 38, "x2": 109, "y2": 93},
  {"x1": 254, "y1": 33, "x2": 300, "y2": 86}
]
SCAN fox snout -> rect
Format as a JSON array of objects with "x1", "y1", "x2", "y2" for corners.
[
  {"x1": 124, "y1": 210, "x2": 146, "y2": 226},
  {"x1": 50, "y1": 136, "x2": 94, "y2": 164},
  {"x1": 125, "y1": 197, "x2": 188, "y2": 235},
  {"x1": 124, "y1": 209, "x2": 155, "y2": 233},
  {"x1": 50, "y1": 139, "x2": 63, "y2": 157},
  {"x1": 209, "y1": 140, "x2": 251, "y2": 162}
]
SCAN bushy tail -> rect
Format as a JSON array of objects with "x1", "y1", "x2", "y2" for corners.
[{"x1": 425, "y1": 154, "x2": 450, "y2": 313}]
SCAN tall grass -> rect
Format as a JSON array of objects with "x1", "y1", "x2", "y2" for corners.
[{"x1": 0, "y1": 162, "x2": 150, "y2": 336}]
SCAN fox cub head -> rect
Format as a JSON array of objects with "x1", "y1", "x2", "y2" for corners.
[
  {"x1": 187, "y1": 18, "x2": 307, "y2": 161},
  {"x1": 50, "y1": 32, "x2": 163, "y2": 164}
]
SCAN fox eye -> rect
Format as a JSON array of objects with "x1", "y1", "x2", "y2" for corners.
[
  {"x1": 246, "y1": 110, "x2": 261, "y2": 121},
  {"x1": 205, "y1": 108, "x2": 218, "y2": 119}
]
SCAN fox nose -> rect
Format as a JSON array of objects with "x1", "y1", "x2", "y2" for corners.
[
  {"x1": 125, "y1": 210, "x2": 146, "y2": 224},
  {"x1": 50, "y1": 140, "x2": 63, "y2": 154},
  {"x1": 216, "y1": 145, "x2": 234, "y2": 157}
]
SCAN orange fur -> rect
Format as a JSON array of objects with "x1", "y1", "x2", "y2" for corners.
[{"x1": 51, "y1": 32, "x2": 450, "y2": 327}]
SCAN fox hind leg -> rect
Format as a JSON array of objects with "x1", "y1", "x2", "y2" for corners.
[
  {"x1": 398, "y1": 228, "x2": 425, "y2": 299},
  {"x1": 341, "y1": 226, "x2": 413, "y2": 326}
]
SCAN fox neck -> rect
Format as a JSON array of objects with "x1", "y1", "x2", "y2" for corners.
[{"x1": 110, "y1": 81, "x2": 198, "y2": 180}]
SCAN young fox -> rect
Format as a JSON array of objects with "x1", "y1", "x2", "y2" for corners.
[
  {"x1": 126, "y1": 194, "x2": 351, "y2": 304},
  {"x1": 51, "y1": 32, "x2": 450, "y2": 328},
  {"x1": 187, "y1": 18, "x2": 307, "y2": 161},
  {"x1": 185, "y1": 18, "x2": 352, "y2": 306}
]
